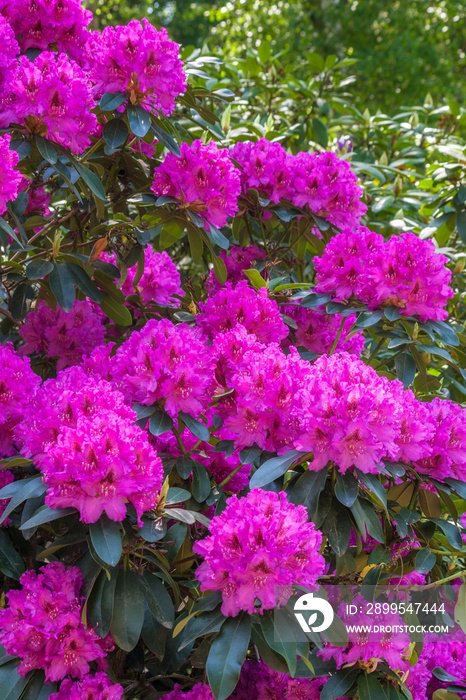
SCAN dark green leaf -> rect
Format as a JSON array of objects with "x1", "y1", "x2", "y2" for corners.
[
  {"x1": 139, "y1": 517, "x2": 167, "y2": 542},
  {"x1": 0, "y1": 530, "x2": 25, "y2": 580},
  {"x1": 66, "y1": 263, "x2": 102, "y2": 302},
  {"x1": 26, "y1": 259, "x2": 54, "y2": 280},
  {"x1": 36, "y1": 135, "x2": 59, "y2": 164},
  {"x1": 192, "y1": 462, "x2": 211, "y2": 502},
  {"x1": 356, "y1": 310, "x2": 384, "y2": 328},
  {"x1": 179, "y1": 412, "x2": 210, "y2": 442},
  {"x1": 456, "y1": 211, "x2": 466, "y2": 244},
  {"x1": 74, "y1": 162, "x2": 106, "y2": 201},
  {"x1": 140, "y1": 573, "x2": 175, "y2": 629},
  {"x1": 321, "y1": 667, "x2": 358, "y2": 700},
  {"x1": 103, "y1": 118, "x2": 129, "y2": 149},
  {"x1": 178, "y1": 610, "x2": 225, "y2": 651},
  {"x1": 0, "y1": 478, "x2": 47, "y2": 524},
  {"x1": 176, "y1": 455, "x2": 196, "y2": 479},
  {"x1": 0, "y1": 217, "x2": 22, "y2": 248},
  {"x1": 250, "y1": 450, "x2": 302, "y2": 489},
  {"x1": 445, "y1": 478, "x2": 466, "y2": 500},
  {"x1": 429, "y1": 518, "x2": 462, "y2": 549},
  {"x1": 20, "y1": 505, "x2": 76, "y2": 530},
  {"x1": 287, "y1": 468, "x2": 328, "y2": 515},
  {"x1": 166, "y1": 488, "x2": 191, "y2": 504},
  {"x1": 89, "y1": 515, "x2": 122, "y2": 567},
  {"x1": 357, "y1": 673, "x2": 388, "y2": 700},
  {"x1": 166, "y1": 508, "x2": 196, "y2": 524},
  {"x1": 356, "y1": 471, "x2": 388, "y2": 508},
  {"x1": 149, "y1": 410, "x2": 174, "y2": 436},
  {"x1": 150, "y1": 123, "x2": 181, "y2": 156},
  {"x1": 415, "y1": 549, "x2": 436, "y2": 574},
  {"x1": 100, "y1": 92, "x2": 127, "y2": 111},
  {"x1": 312, "y1": 117, "x2": 328, "y2": 146},
  {"x1": 50, "y1": 263, "x2": 75, "y2": 312},
  {"x1": 335, "y1": 471, "x2": 359, "y2": 507},
  {"x1": 384, "y1": 306, "x2": 402, "y2": 321},
  {"x1": 21, "y1": 671, "x2": 57, "y2": 699},
  {"x1": 261, "y1": 612, "x2": 297, "y2": 677},
  {"x1": 0, "y1": 659, "x2": 29, "y2": 700},
  {"x1": 394, "y1": 353, "x2": 416, "y2": 387},
  {"x1": 93, "y1": 259, "x2": 120, "y2": 278},
  {"x1": 11, "y1": 283, "x2": 33, "y2": 321},
  {"x1": 88, "y1": 570, "x2": 117, "y2": 638},
  {"x1": 208, "y1": 223, "x2": 230, "y2": 250},
  {"x1": 323, "y1": 502, "x2": 353, "y2": 556},
  {"x1": 127, "y1": 104, "x2": 152, "y2": 137},
  {"x1": 99, "y1": 293, "x2": 132, "y2": 326},
  {"x1": 110, "y1": 569, "x2": 145, "y2": 651},
  {"x1": 239, "y1": 444, "x2": 262, "y2": 465},
  {"x1": 206, "y1": 614, "x2": 251, "y2": 700}
]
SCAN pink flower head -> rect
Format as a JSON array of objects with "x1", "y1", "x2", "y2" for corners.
[
  {"x1": 5, "y1": 0, "x2": 92, "y2": 57},
  {"x1": 231, "y1": 138, "x2": 293, "y2": 203},
  {"x1": 0, "y1": 52, "x2": 97, "y2": 154},
  {"x1": 193, "y1": 489, "x2": 325, "y2": 617},
  {"x1": 414, "y1": 397, "x2": 466, "y2": 481},
  {"x1": 295, "y1": 352, "x2": 401, "y2": 473},
  {"x1": 198, "y1": 281, "x2": 288, "y2": 344},
  {"x1": 164, "y1": 683, "x2": 214, "y2": 700},
  {"x1": 151, "y1": 140, "x2": 241, "y2": 229},
  {"x1": 0, "y1": 563, "x2": 110, "y2": 681},
  {"x1": 0, "y1": 14, "x2": 19, "y2": 82},
  {"x1": 0, "y1": 133, "x2": 21, "y2": 215},
  {"x1": 49, "y1": 673, "x2": 124, "y2": 700},
  {"x1": 205, "y1": 244, "x2": 266, "y2": 294},
  {"x1": 87, "y1": 18, "x2": 186, "y2": 115},
  {"x1": 282, "y1": 304, "x2": 364, "y2": 356},
  {"x1": 20, "y1": 300, "x2": 106, "y2": 370},
  {"x1": 17, "y1": 366, "x2": 163, "y2": 524},
  {"x1": 0, "y1": 469, "x2": 14, "y2": 525},
  {"x1": 111, "y1": 318, "x2": 214, "y2": 418},
  {"x1": 0, "y1": 342, "x2": 40, "y2": 457}
]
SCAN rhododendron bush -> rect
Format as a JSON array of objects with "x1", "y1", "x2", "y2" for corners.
[{"x1": 1, "y1": 3, "x2": 466, "y2": 700}]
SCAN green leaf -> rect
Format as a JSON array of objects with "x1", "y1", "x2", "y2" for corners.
[
  {"x1": 50, "y1": 263, "x2": 76, "y2": 312},
  {"x1": 139, "y1": 517, "x2": 167, "y2": 542},
  {"x1": 356, "y1": 310, "x2": 384, "y2": 328},
  {"x1": 11, "y1": 283, "x2": 33, "y2": 322},
  {"x1": 140, "y1": 573, "x2": 175, "y2": 629},
  {"x1": 323, "y1": 502, "x2": 353, "y2": 556},
  {"x1": 150, "y1": 123, "x2": 181, "y2": 156},
  {"x1": 89, "y1": 515, "x2": 122, "y2": 567},
  {"x1": 394, "y1": 353, "x2": 416, "y2": 387},
  {"x1": 21, "y1": 671, "x2": 57, "y2": 699},
  {"x1": 100, "y1": 92, "x2": 127, "y2": 111},
  {"x1": 179, "y1": 412, "x2": 210, "y2": 441},
  {"x1": 35, "y1": 135, "x2": 59, "y2": 164},
  {"x1": 239, "y1": 444, "x2": 262, "y2": 465},
  {"x1": 250, "y1": 450, "x2": 302, "y2": 489},
  {"x1": 321, "y1": 667, "x2": 358, "y2": 700},
  {"x1": 99, "y1": 293, "x2": 132, "y2": 326},
  {"x1": 356, "y1": 471, "x2": 388, "y2": 509},
  {"x1": 26, "y1": 259, "x2": 54, "y2": 280},
  {"x1": 176, "y1": 455, "x2": 196, "y2": 479},
  {"x1": 110, "y1": 569, "x2": 145, "y2": 651},
  {"x1": 20, "y1": 505, "x2": 76, "y2": 530},
  {"x1": 206, "y1": 613, "x2": 251, "y2": 700},
  {"x1": 287, "y1": 468, "x2": 328, "y2": 515},
  {"x1": 192, "y1": 462, "x2": 211, "y2": 502},
  {"x1": 335, "y1": 471, "x2": 359, "y2": 507},
  {"x1": 456, "y1": 211, "x2": 466, "y2": 244},
  {"x1": 372, "y1": 195, "x2": 395, "y2": 213},
  {"x1": 88, "y1": 570, "x2": 117, "y2": 638},
  {"x1": 103, "y1": 118, "x2": 129, "y2": 149},
  {"x1": 74, "y1": 162, "x2": 106, "y2": 201},
  {"x1": 0, "y1": 478, "x2": 47, "y2": 524},
  {"x1": 0, "y1": 217, "x2": 22, "y2": 247},
  {"x1": 127, "y1": 104, "x2": 152, "y2": 138},
  {"x1": 0, "y1": 530, "x2": 25, "y2": 580},
  {"x1": 357, "y1": 673, "x2": 388, "y2": 700},
  {"x1": 149, "y1": 409, "x2": 174, "y2": 436},
  {"x1": 0, "y1": 659, "x2": 29, "y2": 700},
  {"x1": 312, "y1": 117, "x2": 328, "y2": 146},
  {"x1": 415, "y1": 549, "x2": 436, "y2": 574},
  {"x1": 260, "y1": 612, "x2": 297, "y2": 677},
  {"x1": 211, "y1": 251, "x2": 227, "y2": 285},
  {"x1": 208, "y1": 223, "x2": 230, "y2": 250},
  {"x1": 243, "y1": 268, "x2": 267, "y2": 289},
  {"x1": 178, "y1": 610, "x2": 225, "y2": 651},
  {"x1": 429, "y1": 518, "x2": 462, "y2": 549},
  {"x1": 66, "y1": 263, "x2": 102, "y2": 303}
]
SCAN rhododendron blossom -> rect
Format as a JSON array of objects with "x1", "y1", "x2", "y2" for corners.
[
  {"x1": 414, "y1": 397, "x2": 466, "y2": 481},
  {"x1": 0, "y1": 133, "x2": 21, "y2": 215},
  {"x1": 0, "y1": 15, "x2": 19, "y2": 83},
  {"x1": 20, "y1": 300, "x2": 106, "y2": 370},
  {"x1": 0, "y1": 563, "x2": 110, "y2": 681},
  {"x1": 282, "y1": 304, "x2": 364, "y2": 356},
  {"x1": 198, "y1": 281, "x2": 288, "y2": 344},
  {"x1": 0, "y1": 343, "x2": 40, "y2": 457},
  {"x1": 88, "y1": 18, "x2": 186, "y2": 114},
  {"x1": 151, "y1": 140, "x2": 241, "y2": 229},
  {"x1": 193, "y1": 489, "x2": 325, "y2": 616},
  {"x1": 49, "y1": 672, "x2": 124, "y2": 700}
]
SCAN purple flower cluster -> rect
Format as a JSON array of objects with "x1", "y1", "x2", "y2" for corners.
[
  {"x1": 151, "y1": 140, "x2": 241, "y2": 229},
  {"x1": 0, "y1": 343, "x2": 40, "y2": 457},
  {"x1": 314, "y1": 228, "x2": 453, "y2": 321},
  {"x1": 0, "y1": 563, "x2": 111, "y2": 681},
  {"x1": 231, "y1": 139, "x2": 366, "y2": 229},
  {"x1": 282, "y1": 304, "x2": 364, "y2": 356},
  {"x1": 17, "y1": 367, "x2": 163, "y2": 524},
  {"x1": 414, "y1": 397, "x2": 466, "y2": 481},
  {"x1": 20, "y1": 300, "x2": 106, "y2": 370},
  {"x1": 0, "y1": 51, "x2": 97, "y2": 153},
  {"x1": 0, "y1": 133, "x2": 21, "y2": 215},
  {"x1": 111, "y1": 318, "x2": 214, "y2": 418},
  {"x1": 205, "y1": 244, "x2": 265, "y2": 294},
  {"x1": 0, "y1": 14, "x2": 19, "y2": 83},
  {"x1": 87, "y1": 18, "x2": 186, "y2": 114},
  {"x1": 49, "y1": 672, "x2": 124, "y2": 700},
  {"x1": 198, "y1": 281, "x2": 288, "y2": 344},
  {"x1": 193, "y1": 489, "x2": 325, "y2": 616}
]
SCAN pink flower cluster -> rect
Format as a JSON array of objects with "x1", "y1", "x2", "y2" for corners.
[
  {"x1": 151, "y1": 140, "x2": 241, "y2": 229},
  {"x1": 282, "y1": 304, "x2": 364, "y2": 356},
  {"x1": 88, "y1": 18, "x2": 186, "y2": 114},
  {"x1": 198, "y1": 281, "x2": 288, "y2": 344},
  {"x1": 0, "y1": 563, "x2": 110, "y2": 681},
  {"x1": 49, "y1": 672, "x2": 124, "y2": 700},
  {"x1": 0, "y1": 52, "x2": 97, "y2": 153},
  {"x1": 213, "y1": 328, "x2": 310, "y2": 453},
  {"x1": 414, "y1": 397, "x2": 466, "y2": 481},
  {"x1": 20, "y1": 300, "x2": 106, "y2": 370},
  {"x1": 103, "y1": 248, "x2": 184, "y2": 307},
  {"x1": 0, "y1": 133, "x2": 21, "y2": 215},
  {"x1": 314, "y1": 228, "x2": 453, "y2": 321},
  {"x1": 205, "y1": 244, "x2": 266, "y2": 294},
  {"x1": 0, "y1": 343, "x2": 40, "y2": 457},
  {"x1": 193, "y1": 489, "x2": 325, "y2": 616},
  {"x1": 111, "y1": 318, "x2": 214, "y2": 418},
  {"x1": 2, "y1": 0, "x2": 92, "y2": 57},
  {"x1": 0, "y1": 15, "x2": 19, "y2": 83},
  {"x1": 406, "y1": 628, "x2": 466, "y2": 700},
  {"x1": 17, "y1": 367, "x2": 163, "y2": 524},
  {"x1": 231, "y1": 139, "x2": 367, "y2": 229}
]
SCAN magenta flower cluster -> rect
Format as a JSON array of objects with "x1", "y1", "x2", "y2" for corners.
[
  {"x1": 49, "y1": 672, "x2": 124, "y2": 700},
  {"x1": 193, "y1": 489, "x2": 325, "y2": 616},
  {"x1": 0, "y1": 133, "x2": 21, "y2": 215},
  {"x1": 19, "y1": 300, "x2": 106, "y2": 370},
  {"x1": 87, "y1": 18, "x2": 186, "y2": 114},
  {"x1": 282, "y1": 304, "x2": 364, "y2": 356},
  {"x1": 151, "y1": 140, "x2": 241, "y2": 229},
  {"x1": 0, "y1": 563, "x2": 110, "y2": 681},
  {"x1": 17, "y1": 367, "x2": 163, "y2": 524},
  {"x1": 231, "y1": 138, "x2": 367, "y2": 229},
  {"x1": 314, "y1": 228, "x2": 453, "y2": 321}
]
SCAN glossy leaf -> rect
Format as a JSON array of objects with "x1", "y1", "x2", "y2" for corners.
[
  {"x1": 89, "y1": 515, "x2": 122, "y2": 567},
  {"x1": 110, "y1": 569, "x2": 145, "y2": 651},
  {"x1": 206, "y1": 613, "x2": 251, "y2": 700}
]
